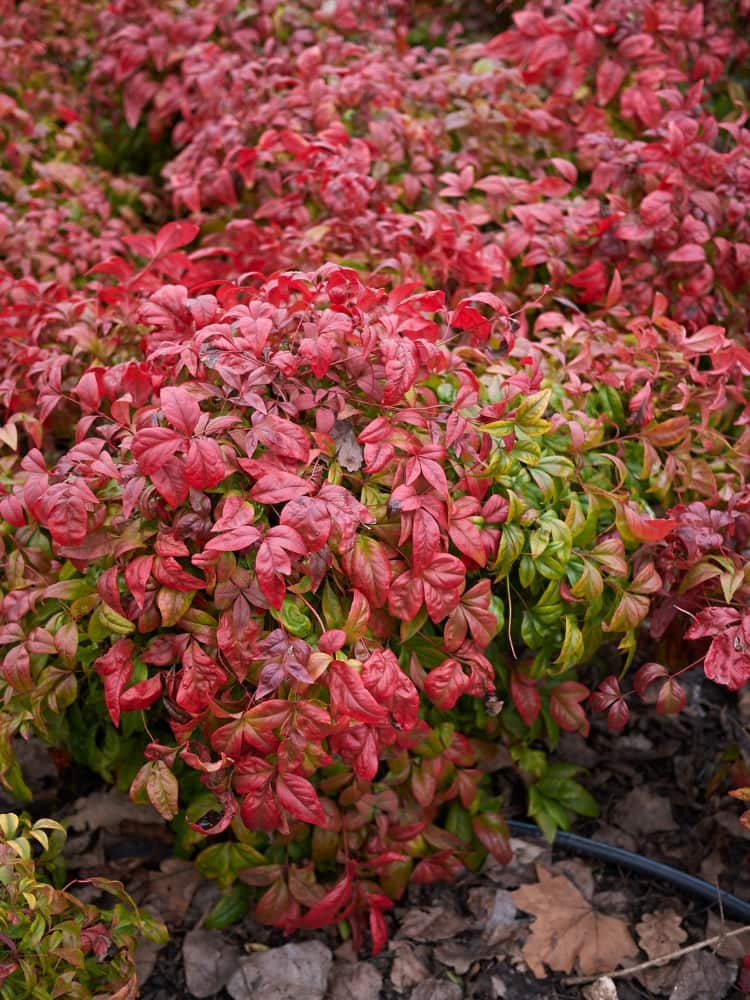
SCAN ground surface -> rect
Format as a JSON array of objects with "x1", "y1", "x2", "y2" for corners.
[{"x1": 4, "y1": 668, "x2": 750, "y2": 999}]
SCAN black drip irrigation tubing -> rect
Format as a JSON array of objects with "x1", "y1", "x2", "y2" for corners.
[{"x1": 506, "y1": 819, "x2": 750, "y2": 924}]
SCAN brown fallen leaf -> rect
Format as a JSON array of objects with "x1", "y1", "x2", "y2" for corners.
[
  {"x1": 331, "y1": 419, "x2": 363, "y2": 471},
  {"x1": 133, "y1": 857, "x2": 205, "y2": 925},
  {"x1": 669, "y1": 949, "x2": 736, "y2": 1000},
  {"x1": 635, "y1": 909, "x2": 687, "y2": 960},
  {"x1": 706, "y1": 914, "x2": 750, "y2": 960},
  {"x1": 394, "y1": 905, "x2": 472, "y2": 942},
  {"x1": 388, "y1": 942, "x2": 431, "y2": 992},
  {"x1": 633, "y1": 909, "x2": 688, "y2": 996},
  {"x1": 328, "y1": 960, "x2": 383, "y2": 1000},
  {"x1": 612, "y1": 786, "x2": 677, "y2": 836},
  {"x1": 511, "y1": 865, "x2": 639, "y2": 977}
]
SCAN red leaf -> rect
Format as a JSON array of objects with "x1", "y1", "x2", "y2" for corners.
[
  {"x1": 95, "y1": 639, "x2": 134, "y2": 728},
  {"x1": 633, "y1": 661, "x2": 668, "y2": 699},
  {"x1": 80, "y1": 923, "x2": 111, "y2": 960},
  {"x1": 703, "y1": 620, "x2": 750, "y2": 691},
  {"x1": 361, "y1": 648, "x2": 419, "y2": 730},
  {"x1": 280, "y1": 496, "x2": 330, "y2": 551},
  {"x1": 341, "y1": 536, "x2": 392, "y2": 609},
  {"x1": 256, "y1": 526, "x2": 307, "y2": 609},
  {"x1": 255, "y1": 878, "x2": 300, "y2": 932},
  {"x1": 204, "y1": 525, "x2": 262, "y2": 553},
  {"x1": 124, "y1": 554, "x2": 153, "y2": 610},
  {"x1": 369, "y1": 904, "x2": 389, "y2": 957},
  {"x1": 299, "y1": 872, "x2": 354, "y2": 929},
  {"x1": 132, "y1": 427, "x2": 185, "y2": 476},
  {"x1": 176, "y1": 642, "x2": 227, "y2": 714},
  {"x1": 1, "y1": 645, "x2": 32, "y2": 692},
  {"x1": 383, "y1": 338, "x2": 418, "y2": 404},
  {"x1": 332, "y1": 725, "x2": 379, "y2": 780},
  {"x1": 0, "y1": 494, "x2": 25, "y2": 528},
  {"x1": 411, "y1": 508, "x2": 442, "y2": 574},
  {"x1": 448, "y1": 499, "x2": 486, "y2": 566},
  {"x1": 275, "y1": 772, "x2": 326, "y2": 826},
  {"x1": 421, "y1": 554, "x2": 466, "y2": 621},
  {"x1": 388, "y1": 571, "x2": 424, "y2": 621},
  {"x1": 596, "y1": 58, "x2": 626, "y2": 105},
  {"x1": 154, "y1": 221, "x2": 200, "y2": 258},
  {"x1": 254, "y1": 414, "x2": 310, "y2": 463},
  {"x1": 444, "y1": 580, "x2": 497, "y2": 652},
  {"x1": 119, "y1": 674, "x2": 162, "y2": 714},
  {"x1": 510, "y1": 672, "x2": 541, "y2": 727},
  {"x1": 617, "y1": 503, "x2": 677, "y2": 543},
  {"x1": 472, "y1": 812, "x2": 512, "y2": 865},
  {"x1": 327, "y1": 660, "x2": 388, "y2": 724},
  {"x1": 185, "y1": 437, "x2": 225, "y2": 489},
  {"x1": 152, "y1": 556, "x2": 205, "y2": 592},
  {"x1": 589, "y1": 676, "x2": 629, "y2": 731},
  {"x1": 42, "y1": 484, "x2": 91, "y2": 547},
  {"x1": 211, "y1": 703, "x2": 289, "y2": 758},
  {"x1": 685, "y1": 607, "x2": 741, "y2": 639},
  {"x1": 160, "y1": 386, "x2": 200, "y2": 436},
  {"x1": 567, "y1": 260, "x2": 607, "y2": 304},
  {"x1": 667, "y1": 243, "x2": 706, "y2": 264},
  {"x1": 549, "y1": 681, "x2": 590, "y2": 737},
  {"x1": 424, "y1": 659, "x2": 470, "y2": 710},
  {"x1": 249, "y1": 472, "x2": 312, "y2": 505}
]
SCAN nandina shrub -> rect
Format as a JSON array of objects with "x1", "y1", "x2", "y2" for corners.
[{"x1": 1, "y1": 0, "x2": 750, "y2": 957}]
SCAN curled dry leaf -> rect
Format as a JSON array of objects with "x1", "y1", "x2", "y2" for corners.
[{"x1": 511, "y1": 865, "x2": 639, "y2": 977}]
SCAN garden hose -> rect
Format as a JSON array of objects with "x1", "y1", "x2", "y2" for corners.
[{"x1": 506, "y1": 819, "x2": 750, "y2": 924}]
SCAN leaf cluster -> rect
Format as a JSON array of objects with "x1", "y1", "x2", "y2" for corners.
[{"x1": 0, "y1": 813, "x2": 166, "y2": 999}]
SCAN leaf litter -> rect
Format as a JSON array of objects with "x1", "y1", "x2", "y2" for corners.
[{"x1": 511, "y1": 865, "x2": 639, "y2": 977}]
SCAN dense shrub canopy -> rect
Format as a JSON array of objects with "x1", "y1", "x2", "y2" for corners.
[{"x1": 1, "y1": 0, "x2": 749, "y2": 953}]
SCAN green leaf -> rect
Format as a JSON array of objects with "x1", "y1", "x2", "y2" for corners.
[
  {"x1": 322, "y1": 582, "x2": 345, "y2": 630},
  {"x1": 515, "y1": 389, "x2": 551, "y2": 422},
  {"x1": 519, "y1": 555, "x2": 536, "y2": 588},
  {"x1": 511, "y1": 434, "x2": 542, "y2": 465},
  {"x1": 445, "y1": 802, "x2": 473, "y2": 844},
  {"x1": 196, "y1": 842, "x2": 267, "y2": 890},
  {"x1": 554, "y1": 616, "x2": 584, "y2": 672},
  {"x1": 494, "y1": 523, "x2": 525, "y2": 579},
  {"x1": 203, "y1": 882, "x2": 251, "y2": 930},
  {"x1": 276, "y1": 597, "x2": 312, "y2": 638},
  {"x1": 534, "y1": 454, "x2": 575, "y2": 479}
]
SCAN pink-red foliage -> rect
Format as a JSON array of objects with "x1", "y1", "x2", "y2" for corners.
[{"x1": 1, "y1": 0, "x2": 749, "y2": 949}]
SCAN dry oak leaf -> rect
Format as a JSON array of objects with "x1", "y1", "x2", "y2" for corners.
[
  {"x1": 511, "y1": 865, "x2": 639, "y2": 977},
  {"x1": 635, "y1": 908, "x2": 687, "y2": 960}
]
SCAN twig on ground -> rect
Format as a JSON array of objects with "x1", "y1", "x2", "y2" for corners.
[{"x1": 563, "y1": 923, "x2": 750, "y2": 986}]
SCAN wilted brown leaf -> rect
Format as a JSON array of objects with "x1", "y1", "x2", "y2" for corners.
[
  {"x1": 331, "y1": 419, "x2": 363, "y2": 472},
  {"x1": 511, "y1": 865, "x2": 639, "y2": 977},
  {"x1": 394, "y1": 905, "x2": 472, "y2": 942},
  {"x1": 388, "y1": 942, "x2": 430, "y2": 992},
  {"x1": 636, "y1": 908, "x2": 687, "y2": 960}
]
